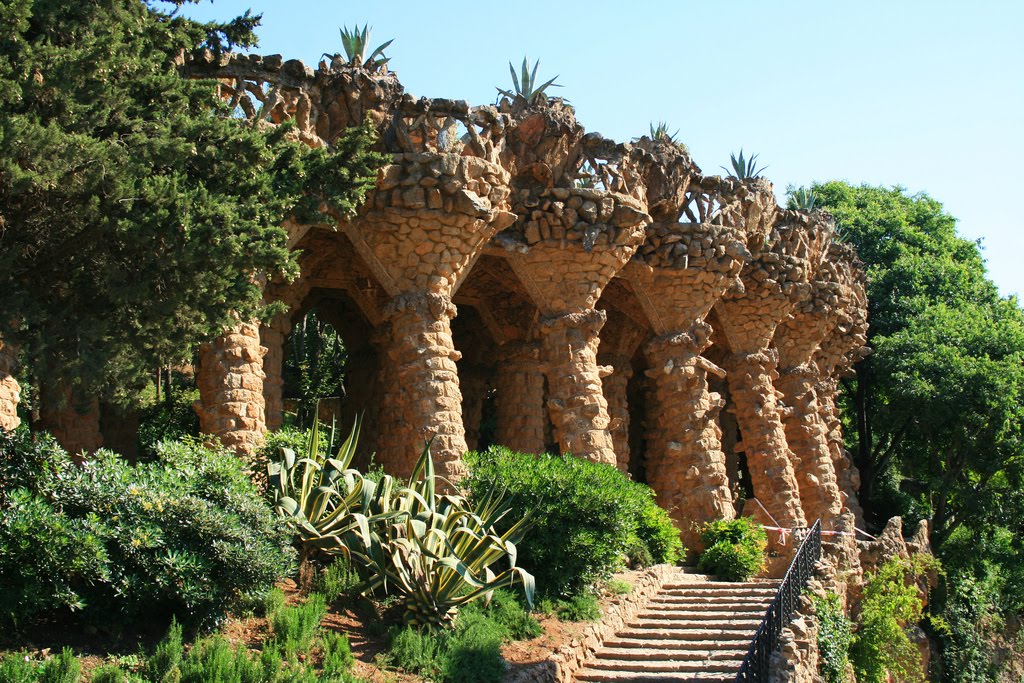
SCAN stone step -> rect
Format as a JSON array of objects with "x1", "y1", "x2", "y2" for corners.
[
  {"x1": 595, "y1": 647, "x2": 746, "y2": 662},
  {"x1": 586, "y1": 659, "x2": 740, "y2": 674},
  {"x1": 661, "y1": 581, "x2": 779, "y2": 590},
  {"x1": 649, "y1": 594, "x2": 776, "y2": 605},
  {"x1": 658, "y1": 586, "x2": 778, "y2": 596},
  {"x1": 575, "y1": 669, "x2": 735, "y2": 683},
  {"x1": 603, "y1": 637, "x2": 751, "y2": 651},
  {"x1": 627, "y1": 619, "x2": 762, "y2": 631},
  {"x1": 636, "y1": 609, "x2": 766, "y2": 621},
  {"x1": 616, "y1": 626, "x2": 759, "y2": 640}
]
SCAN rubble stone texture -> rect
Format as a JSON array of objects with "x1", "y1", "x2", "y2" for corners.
[
  {"x1": 195, "y1": 322, "x2": 267, "y2": 454},
  {"x1": 0, "y1": 340, "x2": 20, "y2": 432},
  {"x1": 180, "y1": 54, "x2": 869, "y2": 536}
]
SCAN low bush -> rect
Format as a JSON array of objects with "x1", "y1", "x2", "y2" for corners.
[
  {"x1": 460, "y1": 589, "x2": 542, "y2": 641},
  {"x1": 90, "y1": 663, "x2": 130, "y2": 683},
  {"x1": 463, "y1": 446, "x2": 683, "y2": 597},
  {"x1": 39, "y1": 648, "x2": 79, "y2": 683},
  {"x1": 148, "y1": 618, "x2": 183, "y2": 683},
  {"x1": 316, "y1": 559, "x2": 360, "y2": 604},
  {"x1": 0, "y1": 652, "x2": 40, "y2": 683},
  {"x1": 697, "y1": 517, "x2": 767, "y2": 581},
  {"x1": 321, "y1": 631, "x2": 356, "y2": 679},
  {"x1": 0, "y1": 428, "x2": 294, "y2": 630},
  {"x1": 555, "y1": 593, "x2": 601, "y2": 622},
  {"x1": 270, "y1": 593, "x2": 328, "y2": 658},
  {"x1": 136, "y1": 387, "x2": 201, "y2": 458},
  {"x1": 388, "y1": 611, "x2": 506, "y2": 683},
  {"x1": 850, "y1": 554, "x2": 938, "y2": 683},
  {"x1": 814, "y1": 592, "x2": 853, "y2": 683}
]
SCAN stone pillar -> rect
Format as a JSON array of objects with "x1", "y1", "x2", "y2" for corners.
[
  {"x1": 195, "y1": 322, "x2": 267, "y2": 455},
  {"x1": 375, "y1": 292, "x2": 468, "y2": 480},
  {"x1": 540, "y1": 309, "x2": 617, "y2": 466},
  {"x1": 725, "y1": 349, "x2": 806, "y2": 529},
  {"x1": 493, "y1": 342, "x2": 546, "y2": 454},
  {"x1": 0, "y1": 340, "x2": 20, "y2": 432},
  {"x1": 39, "y1": 383, "x2": 103, "y2": 458},
  {"x1": 818, "y1": 375, "x2": 865, "y2": 526},
  {"x1": 600, "y1": 353, "x2": 633, "y2": 472},
  {"x1": 644, "y1": 322, "x2": 735, "y2": 549},
  {"x1": 775, "y1": 365, "x2": 844, "y2": 528}
]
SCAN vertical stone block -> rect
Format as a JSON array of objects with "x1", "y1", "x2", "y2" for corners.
[{"x1": 195, "y1": 322, "x2": 267, "y2": 455}]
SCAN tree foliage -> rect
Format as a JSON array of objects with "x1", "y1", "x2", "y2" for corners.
[{"x1": 0, "y1": 0, "x2": 384, "y2": 405}]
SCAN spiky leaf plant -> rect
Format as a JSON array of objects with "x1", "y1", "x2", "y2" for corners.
[
  {"x1": 649, "y1": 121, "x2": 679, "y2": 144},
  {"x1": 722, "y1": 149, "x2": 768, "y2": 179},
  {"x1": 788, "y1": 187, "x2": 817, "y2": 210},
  {"x1": 342, "y1": 444, "x2": 535, "y2": 627},
  {"x1": 322, "y1": 24, "x2": 393, "y2": 71},
  {"x1": 496, "y1": 57, "x2": 562, "y2": 105}
]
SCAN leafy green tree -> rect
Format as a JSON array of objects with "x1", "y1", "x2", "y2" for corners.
[{"x1": 0, "y1": 0, "x2": 383, "y2": 409}]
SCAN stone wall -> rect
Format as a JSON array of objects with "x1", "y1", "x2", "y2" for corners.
[
  {"x1": 0, "y1": 340, "x2": 20, "y2": 433},
  {"x1": 182, "y1": 53, "x2": 868, "y2": 542}
]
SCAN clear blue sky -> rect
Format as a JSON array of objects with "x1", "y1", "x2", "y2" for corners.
[{"x1": 182, "y1": 0, "x2": 1024, "y2": 300}]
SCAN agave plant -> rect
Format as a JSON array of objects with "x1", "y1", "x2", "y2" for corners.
[
  {"x1": 496, "y1": 57, "x2": 561, "y2": 105},
  {"x1": 788, "y1": 187, "x2": 817, "y2": 210},
  {"x1": 722, "y1": 149, "x2": 768, "y2": 179},
  {"x1": 322, "y1": 24, "x2": 393, "y2": 71},
  {"x1": 342, "y1": 443, "x2": 535, "y2": 627},
  {"x1": 649, "y1": 120, "x2": 679, "y2": 144}
]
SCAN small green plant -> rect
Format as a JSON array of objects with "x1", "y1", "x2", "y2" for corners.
[
  {"x1": 632, "y1": 499, "x2": 684, "y2": 566},
  {"x1": 606, "y1": 579, "x2": 632, "y2": 596},
  {"x1": 850, "y1": 554, "x2": 938, "y2": 683},
  {"x1": 271, "y1": 593, "x2": 328, "y2": 658},
  {"x1": 321, "y1": 630, "x2": 356, "y2": 679},
  {"x1": 649, "y1": 121, "x2": 679, "y2": 144},
  {"x1": 388, "y1": 627, "x2": 447, "y2": 680},
  {"x1": 0, "y1": 652, "x2": 39, "y2": 683},
  {"x1": 323, "y1": 25, "x2": 393, "y2": 71},
  {"x1": 788, "y1": 186, "x2": 817, "y2": 210},
  {"x1": 262, "y1": 587, "x2": 287, "y2": 617},
  {"x1": 697, "y1": 517, "x2": 768, "y2": 581},
  {"x1": 556, "y1": 593, "x2": 601, "y2": 622},
  {"x1": 40, "y1": 648, "x2": 80, "y2": 683},
  {"x1": 814, "y1": 592, "x2": 853, "y2": 683},
  {"x1": 317, "y1": 558, "x2": 360, "y2": 604},
  {"x1": 443, "y1": 612, "x2": 505, "y2": 683},
  {"x1": 496, "y1": 57, "x2": 561, "y2": 105},
  {"x1": 461, "y1": 589, "x2": 542, "y2": 641},
  {"x1": 722, "y1": 149, "x2": 768, "y2": 179},
  {"x1": 178, "y1": 636, "x2": 263, "y2": 683},
  {"x1": 148, "y1": 618, "x2": 183, "y2": 683},
  {"x1": 90, "y1": 664, "x2": 129, "y2": 683}
]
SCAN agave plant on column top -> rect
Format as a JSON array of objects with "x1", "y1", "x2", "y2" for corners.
[{"x1": 267, "y1": 418, "x2": 535, "y2": 627}]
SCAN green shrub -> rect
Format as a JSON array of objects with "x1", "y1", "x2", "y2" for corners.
[
  {"x1": 90, "y1": 663, "x2": 129, "y2": 683},
  {"x1": 443, "y1": 612, "x2": 505, "y2": 683},
  {"x1": 179, "y1": 636, "x2": 263, "y2": 683},
  {"x1": 850, "y1": 554, "x2": 937, "y2": 683},
  {"x1": 317, "y1": 559, "x2": 360, "y2": 604},
  {"x1": 40, "y1": 648, "x2": 80, "y2": 683},
  {"x1": 814, "y1": 592, "x2": 852, "y2": 683},
  {"x1": 148, "y1": 618, "x2": 183, "y2": 683},
  {"x1": 555, "y1": 593, "x2": 601, "y2": 622},
  {"x1": 388, "y1": 627, "x2": 446, "y2": 680},
  {"x1": 464, "y1": 446, "x2": 679, "y2": 597},
  {"x1": 262, "y1": 587, "x2": 287, "y2": 617},
  {"x1": 938, "y1": 574, "x2": 1002, "y2": 682},
  {"x1": 136, "y1": 387, "x2": 201, "y2": 458},
  {"x1": 697, "y1": 517, "x2": 767, "y2": 581},
  {"x1": 270, "y1": 593, "x2": 328, "y2": 658},
  {"x1": 0, "y1": 652, "x2": 40, "y2": 683},
  {"x1": 460, "y1": 589, "x2": 542, "y2": 641},
  {"x1": 606, "y1": 579, "x2": 632, "y2": 596},
  {"x1": 321, "y1": 630, "x2": 355, "y2": 679},
  {"x1": 0, "y1": 429, "x2": 295, "y2": 630},
  {"x1": 632, "y1": 499, "x2": 684, "y2": 566}
]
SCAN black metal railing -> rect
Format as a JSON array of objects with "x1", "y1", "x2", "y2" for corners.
[{"x1": 734, "y1": 519, "x2": 822, "y2": 682}]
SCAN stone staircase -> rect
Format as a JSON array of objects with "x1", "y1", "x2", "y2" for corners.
[{"x1": 574, "y1": 573, "x2": 780, "y2": 683}]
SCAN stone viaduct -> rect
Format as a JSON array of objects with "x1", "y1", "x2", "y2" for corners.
[{"x1": 0, "y1": 54, "x2": 869, "y2": 549}]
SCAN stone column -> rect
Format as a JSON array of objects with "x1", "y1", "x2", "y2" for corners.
[
  {"x1": 644, "y1": 322, "x2": 735, "y2": 548},
  {"x1": 540, "y1": 309, "x2": 617, "y2": 465},
  {"x1": 506, "y1": 188, "x2": 649, "y2": 464},
  {"x1": 600, "y1": 352, "x2": 633, "y2": 472},
  {"x1": 260, "y1": 321, "x2": 288, "y2": 431},
  {"x1": 493, "y1": 342, "x2": 547, "y2": 454},
  {"x1": 375, "y1": 292, "x2": 467, "y2": 479},
  {"x1": 775, "y1": 365, "x2": 844, "y2": 528},
  {"x1": 39, "y1": 383, "x2": 103, "y2": 459},
  {"x1": 724, "y1": 349, "x2": 806, "y2": 529},
  {"x1": 195, "y1": 322, "x2": 267, "y2": 455},
  {"x1": 0, "y1": 340, "x2": 20, "y2": 432}
]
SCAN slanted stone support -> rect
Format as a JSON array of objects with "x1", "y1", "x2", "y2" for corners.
[
  {"x1": 195, "y1": 322, "x2": 267, "y2": 455},
  {"x1": 493, "y1": 341, "x2": 547, "y2": 454},
  {"x1": 644, "y1": 323, "x2": 734, "y2": 547},
  {"x1": 0, "y1": 340, "x2": 20, "y2": 432},
  {"x1": 539, "y1": 308, "x2": 617, "y2": 465}
]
